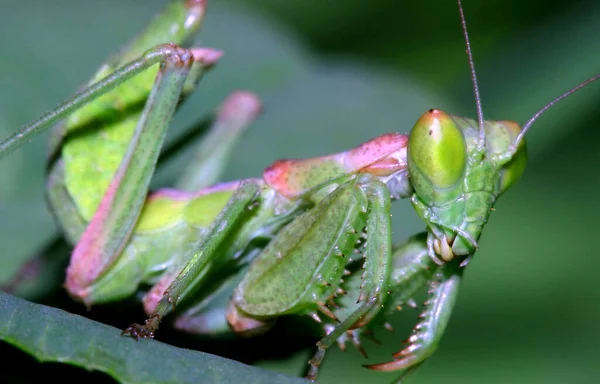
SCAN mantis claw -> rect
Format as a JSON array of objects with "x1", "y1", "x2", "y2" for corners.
[
  {"x1": 121, "y1": 324, "x2": 154, "y2": 340},
  {"x1": 366, "y1": 261, "x2": 463, "y2": 380},
  {"x1": 122, "y1": 314, "x2": 161, "y2": 340},
  {"x1": 317, "y1": 302, "x2": 340, "y2": 322}
]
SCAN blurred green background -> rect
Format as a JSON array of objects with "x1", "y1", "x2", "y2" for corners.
[{"x1": 1, "y1": 0, "x2": 600, "y2": 383}]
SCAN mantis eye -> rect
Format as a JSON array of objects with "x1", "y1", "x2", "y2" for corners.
[{"x1": 407, "y1": 109, "x2": 467, "y2": 205}]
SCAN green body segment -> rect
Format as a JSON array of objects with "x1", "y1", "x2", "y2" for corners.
[
  {"x1": 357, "y1": 176, "x2": 392, "y2": 305},
  {"x1": 234, "y1": 176, "x2": 367, "y2": 316},
  {"x1": 83, "y1": 184, "x2": 236, "y2": 303},
  {"x1": 51, "y1": 1, "x2": 206, "y2": 222},
  {"x1": 264, "y1": 158, "x2": 348, "y2": 199},
  {"x1": 135, "y1": 189, "x2": 234, "y2": 232},
  {"x1": 408, "y1": 110, "x2": 526, "y2": 257},
  {"x1": 232, "y1": 172, "x2": 396, "y2": 379}
]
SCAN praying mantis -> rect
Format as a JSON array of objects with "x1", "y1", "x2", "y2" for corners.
[{"x1": 2, "y1": 0, "x2": 600, "y2": 383}]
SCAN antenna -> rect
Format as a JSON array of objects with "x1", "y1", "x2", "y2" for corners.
[
  {"x1": 457, "y1": 0, "x2": 485, "y2": 144},
  {"x1": 511, "y1": 73, "x2": 600, "y2": 152}
]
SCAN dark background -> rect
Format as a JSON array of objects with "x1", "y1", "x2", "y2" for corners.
[{"x1": 1, "y1": 1, "x2": 600, "y2": 383}]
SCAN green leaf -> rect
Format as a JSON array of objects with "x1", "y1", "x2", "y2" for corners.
[{"x1": 0, "y1": 291, "x2": 306, "y2": 384}]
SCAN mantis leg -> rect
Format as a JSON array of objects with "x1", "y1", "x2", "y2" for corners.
[
  {"x1": 46, "y1": 91, "x2": 261, "y2": 246},
  {"x1": 366, "y1": 260, "x2": 464, "y2": 383},
  {"x1": 123, "y1": 182, "x2": 262, "y2": 338},
  {"x1": 172, "y1": 264, "x2": 252, "y2": 335},
  {"x1": 330, "y1": 233, "x2": 435, "y2": 355},
  {"x1": 306, "y1": 174, "x2": 393, "y2": 380},
  {"x1": 0, "y1": 46, "x2": 215, "y2": 158},
  {"x1": 62, "y1": 46, "x2": 218, "y2": 300}
]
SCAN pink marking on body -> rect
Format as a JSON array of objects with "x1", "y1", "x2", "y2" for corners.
[
  {"x1": 186, "y1": 0, "x2": 207, "y2": 9},
  {"x1": 345, "y1": 133, "x2": 408, "y2": 174},
  {"x1": 358, "y1": 157, "x2": 407, "y2": 176},
  {"x1": 219, "y1": 91, "x2": 263, "y2": 125},
  {"x1": 190, "y1": 48, "x2": 223, "y2": 66},
  {"x1": 226, "y1": 301, "x2": 275, "y2": 337},
  {"x1": 365, "y1": 357, "x2": 416, "y2": 372},
  {"x1": 142, "y1": 274, "x2": 174, "y2": 314},
  {"x1": 263, "y1": 133, "x2": 408, "y2": 198},
  {"x1": 65, "y1": 169, "x2": 129, "y2": 301},
  {"x1": 66, "y1": 177, "x2": 258, "y2": 300},
  {"x1": 263, "y1": 159, "x2": 297, "y2": 197}
]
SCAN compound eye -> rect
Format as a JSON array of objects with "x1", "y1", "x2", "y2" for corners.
[{"x1": 408, "y1": 110, "x2": 467, "y2": 204}]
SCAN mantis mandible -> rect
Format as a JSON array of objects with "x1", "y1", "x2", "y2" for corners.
[{"x1": 0, "y1": 0, "x2": 599, "y2": 382}]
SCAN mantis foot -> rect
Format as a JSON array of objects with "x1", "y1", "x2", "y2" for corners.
[{"x1": 122, "y1": 314, "x2": 161, "y2": 339}]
